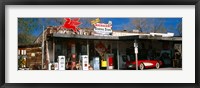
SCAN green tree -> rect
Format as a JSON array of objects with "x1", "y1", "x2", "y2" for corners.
[
  {"x1": 18, "y1": 18, "x2": 64, "y2": 44},
  {"x1": 18, "y1": 33, "x2": 37, "y2": 45}
]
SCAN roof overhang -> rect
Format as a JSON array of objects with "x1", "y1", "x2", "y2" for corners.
[
  {"x1": 52, "y1": 33, "x2": 120, "y2": 40},
  {"x1": 18, "y1": 43, "x2": 42, "y2": 48},
  {"x1": 51, "y1": 33, "x2": 182, "y2": 41}
]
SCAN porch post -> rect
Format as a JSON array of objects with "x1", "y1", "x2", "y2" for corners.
[
  {"x1": 42, "y1": 26, "x2": 44, "y2": 69},
  {"x1": 117, "y1": 41, "x2": 119, "y2": 70},
  {"x1": 53, "y1": 38, "x2": 55, "y2": 63},
  {"x1": 87, "y1": 40, "x2": 89, "y2": 58}
]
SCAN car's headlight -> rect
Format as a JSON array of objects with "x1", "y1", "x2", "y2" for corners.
[{"x1": 128, "y1": 64, "x2": 133, "y2": 68}]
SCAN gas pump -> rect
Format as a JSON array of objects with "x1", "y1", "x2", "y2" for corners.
[
  {"x1": 58, "y1": 56, "x2": 65, "y2": 70},
  {"x1": 105, "y1": 54, "x2": 114, "y2": 70},
  {"x1": 93, "y1": 57, "x2": 100, "y2": 70},
  {"x1": 81, "y1": 55, "x2": 89, "y2": 70}
]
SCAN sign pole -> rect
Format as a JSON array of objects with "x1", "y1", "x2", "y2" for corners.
[
  {"x1": 135, "y1": 52, "x2": 138, "y2": 70},
  {"x1": 87, "y1": 40, "x2": 89, "y2": 59},
  {"x1": 134, "y1": 40, "x2": 138, "y2": 70},
  {"x1": 117, "y1": 41, "x2": 119, "y2": 70}
]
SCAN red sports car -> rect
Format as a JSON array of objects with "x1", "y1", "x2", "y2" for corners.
[{"x1": 124, "y1": 55, "x2": 163, "y2": 70}]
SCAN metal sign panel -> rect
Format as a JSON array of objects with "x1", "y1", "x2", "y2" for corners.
[
  {"x1": 81, "y1": 55, "x2": 89, "y2": 70},
  {"x1": 58, "y1": 56, "x2": 65, "y2": 70},
  {"x1": 135, "y1": 47, "x2": 138, "y2": 54}
]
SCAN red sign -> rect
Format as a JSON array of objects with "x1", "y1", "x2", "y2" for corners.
[
  {"x1": 94, "y1": 23, "x2": 112, "y2": 28},
  {"x1": 63, "y1": 18, "x2": 81, "y2": 33},
  {"x1": 95, "y1": 42, "x2": 106, "y2": 53}
]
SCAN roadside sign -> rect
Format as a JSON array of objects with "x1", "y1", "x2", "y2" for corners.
[
  {"x1": 135, "y1": 47, "x2": 138, "y2": 54},
  {"x1": 134, "y1": 43, "x2": 138, "y2": 48}
]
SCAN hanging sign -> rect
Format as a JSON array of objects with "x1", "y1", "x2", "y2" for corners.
[
  {"x1": 95, "y1": 41, "x2": 107, "y2": 55},
  {"x1": 135, "y1": 47, "x2": 138, "y2": 54}
]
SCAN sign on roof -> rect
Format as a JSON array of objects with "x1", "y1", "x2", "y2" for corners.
[
  {"x1": 94, "y1": 23, "x2": 112, "y2": 28},
  {"x1": 62, "y1": 18, "x2": 81, "y2": 33},
  {"x1": 93, "y1": 21, "x2": 113, "y2": 36}
]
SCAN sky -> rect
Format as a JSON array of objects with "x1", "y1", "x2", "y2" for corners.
[{"x1": 19, "y1": 18, "x2": 182, "y2": 37}]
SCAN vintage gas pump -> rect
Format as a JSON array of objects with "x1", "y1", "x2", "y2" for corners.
[
  {"x1": 58, "y1": 56, "x2": 65, "y2": 70},
  {"x1": 81, "y1": 55, "x2": 89, "y2": 70},
  {"x1": 93, "y1": 57, "x2": 100, "y2": 70},
  {"x1": 105, "y1": 54, "x2": 114, "y2": 70}
]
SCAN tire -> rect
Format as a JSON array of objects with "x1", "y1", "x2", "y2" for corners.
[
  {"x1": 155, "y1": 62, "x2": 160, "y2": 69},
  {"x1": 139, "y1": 63, "x2": 145, "y2": 70}
]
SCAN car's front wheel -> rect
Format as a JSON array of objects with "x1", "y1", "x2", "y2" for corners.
[
  {"x1": 155, "y1": 62, "x2": 160, "y2": 69},
  {"x1": 139, "y1": 63, "x2": 145, "y2": 70}
]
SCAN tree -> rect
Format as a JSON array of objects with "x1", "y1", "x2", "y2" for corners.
[
  {"x1": 156, "y1": 25, "x2": 167, "y2": 33},
  {"x1": 176, "y1": 20, "x2": 182, "y2": 36},
  {"x1": 18, "y1": 18, "x2": 64, "y2": 34},
  {"x1": 18, "y1": 33, "x2": 37, "y2": 45},
  {"x1": 131, "y1": 18, "x2": 167, "y2": 33},
  {"x1": 122, "y1": 22, "x2": 134, "y2": 31},
  {"x1": 79, "y1": 18, "x2": 97, "y2": 29},
  {"x1": 132, "y1": 18, "x2": 147, "y2": 32},
  {"x1": 18, "y1": 18, "x2": 64, "y2": 44},
  {"x1": 149, "y1": 18, "x2": 166, "y2": 33}
]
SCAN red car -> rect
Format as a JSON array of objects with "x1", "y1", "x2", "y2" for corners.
[{"x1": 124, "y1": 55, "x2": 163, "y2": 70}]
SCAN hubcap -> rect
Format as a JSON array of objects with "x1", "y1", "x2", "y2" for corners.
[
  {"x1": 140, "y1": 64, "x2": 144, "y2": 70},
  {"x1": 156, "y1": 63, "x2": 160, "y2": 69}
]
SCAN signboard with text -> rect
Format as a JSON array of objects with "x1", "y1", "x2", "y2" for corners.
[{"x1": 93, "y1": 22, "x2": 112, "y2": 36}]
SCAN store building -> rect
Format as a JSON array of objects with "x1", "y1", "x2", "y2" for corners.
[
  {"x1": 31, "y1": 26, "x2": 182, "y2": 70},
  {"x1": 18, "y1": 44, "x2": 42, "y2": 70}
]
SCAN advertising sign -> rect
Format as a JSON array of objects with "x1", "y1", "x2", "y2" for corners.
[
  {"x1": 58, "y1": 56, "x2": 65, "y2": 70},
  {"x1": 81, "y1": 55, "x2": 89, "y2": 70},
  {"x1": 135, "y1": 47, "x2": 138, "y2": 54},
  {"x1": 63, "y1": 18, "x2": 81, "y2": 33},
  {"x1": 93, "y1": 22, "x2": 112, "y2": 36},
  {"x1": 94, "y1": 23, "x2": 112, "y2": 28}
]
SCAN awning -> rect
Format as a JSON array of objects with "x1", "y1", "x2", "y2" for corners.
[{"x1": 51, "y1": 33, "x2": 182, "y2": 41}]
